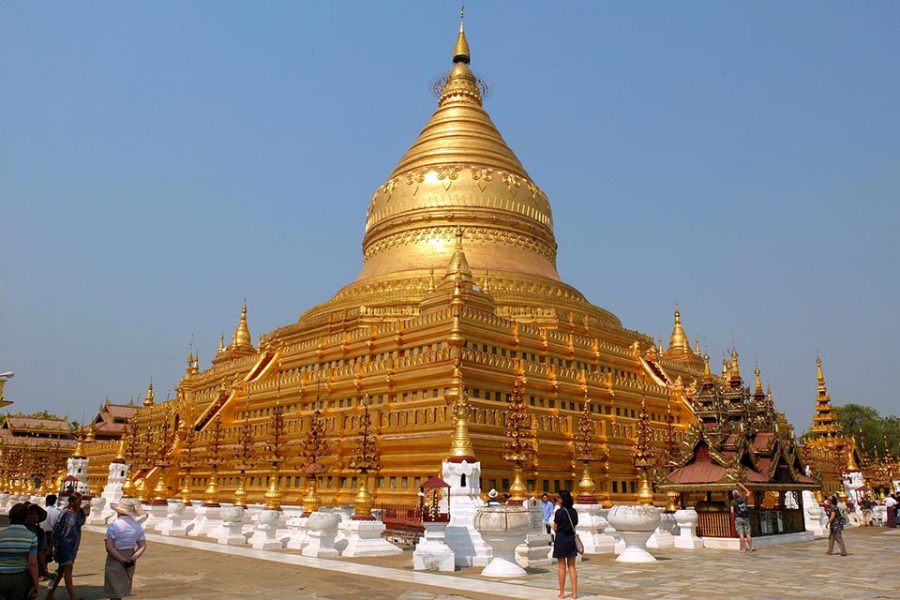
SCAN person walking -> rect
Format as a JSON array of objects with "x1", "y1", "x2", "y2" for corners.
[
  {"x1": 541, "y1": 493, "x2": 555, "y2": 540},
  {"x1": 23, "y1": 503, "x2": 48, "y2": 596},
  {"x1": 104, "y1": 499, "x2": 147, "y2": 600},
  {"x1": 47, "y1": 493, "x2": 88, "y2": 600},
  {"x1": 552, "y1": 490, "x2": 578, "y2": 600},
  {"x1": 824, "y1": 496, "x2": 848, "y2": 556},
  {"x1": 41, "y1": 495, "x2": 61, "y2": 572},
  {"x1": 730, "y1": 483, "x2": 754, "y2": 553},
  {"x1": 0, "y1": 503, "x2": 40, "y2": 600}
]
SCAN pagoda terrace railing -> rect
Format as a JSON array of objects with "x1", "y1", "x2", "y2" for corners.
[
  {"x1": 696, "y1": 511, "x2": 736, "y2": 538},
  {"x1": 377, "y1": 502, "x2": 423, "y2": 544},
  {"x1": 697, "y1": 508, "x2": 806, "y2": 538}
]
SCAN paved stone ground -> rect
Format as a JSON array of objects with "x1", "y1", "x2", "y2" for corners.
[
  {"x1": 504, "y1": 527, "x2": 900, "y2": 600},
  {"x1": 38, "y1": 530, "x2": 508, "y2": 600},
  {"x1": 32, "y1": 526, "x2": 900, "y2": 600}
]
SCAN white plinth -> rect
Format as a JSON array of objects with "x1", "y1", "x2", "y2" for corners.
[
  {"x1": 802, "y1": 491, "x2": 828, "y2": 537},
  {"x1": 285, "y1": 513, "x2": 310, "y2": 550},
  {"x1": 302, "y1": 512, "x2": 340, "y2": 558},
  {"x1": 188, "y1": 505, "x2": 222, "y2": 537},
  {"x1": 646, "y1": 511, "x2": 676, "y2": 549},
  {"x1": 673, "y1": 508, "x2": 704, "y2": 549},
  {"x1": 249, "y1": 509, "x2": 285, "y2": 550},
  {"x1": 474, "y1": 506, "x2": 532, "y2": 578},
  {"x1": 574, "y1": 503, "x2": 617, "y2": 554},
  {"x1": 442, "y1": 460, "x2": 493, "y2": 567},
  {"x1": 607, "y1": 505, "x2": 660, "y2": 563},
  {"x1": 217, "y1": 506, "x2": 247, "y2": 546},
  {"x1": 99, "y1": 462, "x2": 129, "y2": 523},
  {"x1": 702, "y1": 530, "x2": 815, "y2": 549},
  {"x1": 339, "y1": 518, "x2": 402, "y2": 557},
  {"x1": 158, "y1": 500, "x2": 191, "y2": 536},
  {"x1": 413, "y1": 521, "x2": 455, "y2": 572},
  {"x1": 86, "y1": 497, "x2": 109, "y2": 526},
  {"x1": 142, "y1": 503, "x2": 168, "y2": 530}
]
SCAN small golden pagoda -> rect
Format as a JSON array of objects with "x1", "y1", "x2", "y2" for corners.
[
  {"x1": 80, "y1": 14, "x2": 730, "y2": 508},
  {"x1": 800, "y1": 356, "x2": 862, "y2": 498}
]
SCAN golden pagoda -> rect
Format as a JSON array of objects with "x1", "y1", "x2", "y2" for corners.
[
  {"x1": 800, "y1": 356, "x2": 861, "y2": 497},
  {"x1": 82, "y1": 14, "x2": 720, "y2": 508}
]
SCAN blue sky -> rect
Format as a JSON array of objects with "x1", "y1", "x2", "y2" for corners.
[{"x1": 2, "y1": 1, "x2": 898, "y2": 430}]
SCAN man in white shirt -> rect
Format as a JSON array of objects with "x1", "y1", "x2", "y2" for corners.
[
  {"x1": 41, "y1": 495, "x2": 61, "y2": 534},
  {"x1": 884, "y1": 495, "x2": 897, "y2": 508}
]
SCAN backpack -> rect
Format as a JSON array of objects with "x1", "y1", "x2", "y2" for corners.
[{"x1": 838, "y1": 504, "x2": 849, "y2": 527}]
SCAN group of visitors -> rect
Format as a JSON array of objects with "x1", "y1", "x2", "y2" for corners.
[{"x1": 0, "y1": 494, "x2": 146, "y2": 600}]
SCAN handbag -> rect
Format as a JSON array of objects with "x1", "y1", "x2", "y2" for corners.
[{"x1": 563, "y1": 507, "x2": 584, "y2": 555}]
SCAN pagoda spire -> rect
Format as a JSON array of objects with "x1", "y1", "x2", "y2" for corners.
[
  {"x1": 453, "y1": 5, "x2": 470, "y2": 64},
  {"x1": 143, "y1": 381, "x2": 154, "y2": 407},
  {"x1": 444, "y1": 227, "x2": 473, "y2": 284},
  {"x1": 218, "y1": 332, "x2": 225, "y2": 353},
  {"x1": 729, "y1": 347, "x2": 742, "y2": 386},
  {"x1": 810, "y1": 355, "x2": 840, "y2": 439},
  {"x1": 229, "y1": 303, "x2": 255, "y2": 354},
  {"x1": 754, "y1": 366, "x2": 765, "y2": 401},
  {"x1": 665, "y1": 307, "x2": 691, "y2": 357}
]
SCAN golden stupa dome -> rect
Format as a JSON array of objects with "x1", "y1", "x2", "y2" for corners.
[
  {"x1": 358, "y1": 15, "x2": 558, "y2": 283},
  {"x1": 296, "y1": 14, "x2": 622, "y2": 330}
]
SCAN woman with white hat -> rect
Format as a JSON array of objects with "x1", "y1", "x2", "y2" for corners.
[
  {"x1": 103, "y1": 498, "x2": 147, "y2": 600},
  {"x1": 486, "y1": 488, "x2": 501, "y2": 506}
]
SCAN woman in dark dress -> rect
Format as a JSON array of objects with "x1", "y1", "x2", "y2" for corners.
[{"x1": 552, "y1": 490, "x2": 578, "y2": 599}]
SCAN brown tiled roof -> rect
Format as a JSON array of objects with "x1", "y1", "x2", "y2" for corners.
[{"x1": 4, "y1": 416, "x2": 71, "y2": 434}]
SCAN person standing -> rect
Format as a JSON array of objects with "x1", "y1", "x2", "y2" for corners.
[
  {"x1": 730, "y1": 483, "x2": 753, "y2": 553},
  {"x1": 883, "y1": 493, "x2": 897, "y2": 528},
  {"x1": 41, "y1": 494, "x2": 61, "y2": 570},
  {"x1": 860, "y1": 496, "x2": 873, "y2": 527},
  {"x1": 0, "y1": 503, "x2": 40, "y2": 600},
  {"x1": 541, "y1": 493, "x2": 555, "y2": 539},
  {"x1": 47, "y1": 492, "x2": 88, "y2": 600},
  {"x1": 552, "y1": 490, "x2": 578, "y2": 600},
  {"x1": 23, "y1": 503, "x2": 48, "y2": 596},
  {"x1": 104, "y1": 499, "x2": 147, "y2": 600},
  {"x1": 824, "y1": 496, "x2": 848, "y2": 556},
  {"x1": 486, "y1": 489, "x2": 501, "y2": 506}
]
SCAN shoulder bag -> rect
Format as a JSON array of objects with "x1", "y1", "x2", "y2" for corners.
[{"x1": 563, "y1": 507, "x2": 584, "y2": 555}]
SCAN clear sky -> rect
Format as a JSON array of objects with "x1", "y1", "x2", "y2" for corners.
[{"x1": 2, "y1": 1, "x2": 898, "y2": 431}]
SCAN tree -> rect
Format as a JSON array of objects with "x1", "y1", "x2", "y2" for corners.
[{"x1": 833, "y1": 403, "x2": 900, "y2": 460}]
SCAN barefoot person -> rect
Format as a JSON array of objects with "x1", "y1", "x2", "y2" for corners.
[
  {"x1": 104, "y1": 498, "x2": 147, "y2": 600},
  {"x1": 730, "y1": 483, "x2": 753, "y2": 553},
  {"x1": 47, "y1": 493, "x2": 88, "y2": 600},
  {"x1": 552, "y1": 489, "x2": 578, "y2": 599}
]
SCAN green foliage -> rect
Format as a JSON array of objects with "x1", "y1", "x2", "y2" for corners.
[{"x1": 834, "y1": 404, "x2": 900, "y2": 460}]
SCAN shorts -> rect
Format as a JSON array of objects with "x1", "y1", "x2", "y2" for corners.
[{"x1": 734, "y1": 516, "x2": 751, "y2": 536}]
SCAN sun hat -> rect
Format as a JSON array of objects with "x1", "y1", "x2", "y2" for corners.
[
  {"x1": 111, "y1": 497, "x2": 144, "y2": 517},
  {"x1": 488, "y1": 488, "x2": 499, "y2": 499}
]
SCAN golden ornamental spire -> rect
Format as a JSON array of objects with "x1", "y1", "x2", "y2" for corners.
[
  {"x1": 72, "y1": 433, "x2": 86, "y2": 459},
  {"x1": 754, "y1": 366, "x2": 763, "y2": 395},
  {"x1": 113, "y1": 436, "x2": 126, "y2": 463},
  {"x1": 666, "y1": 307, "x2": 691, "y2": 356},
  {"x1": 730, "y1": 347, "x2": 742, "y2": 384},
  {"x1": 703, "y1": 353, "x2": 712, "y2": 380},
  {"x1": 229, "y1": 303, "x2": 254, "y2": 353},
  {"x1": 143, "y1": 381, "x2": 154, "y2": 407},
  {"x1": 448, "y1": 366, "x2": 476, "y2": 462},
  {"x1": 816, "y1": 354, "x2": 826, "y2": 393},
  {"x1": 84, "y1": 424, "x2": 95, "y2": 443},
  {"x1": 444, "y1": 227, "x2": 473, "y2": 284},
  {"x1": 453, "y1": 5, "x2": 470, "y2": 64}
]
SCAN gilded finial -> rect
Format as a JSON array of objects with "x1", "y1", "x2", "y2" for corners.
[
  {"x1": 754, "y1": 366, "x2": 763, "y2": 396},
  {"x1": 427, "y1": 267, "x2": 436, "y2": 292},
  {"x1": 816, "y1": 354, "x2": 827, "y2": 393},
  {"x1": 229, "y1": 302, "x2": 254, "y2": 353},
  {"x1": 113, "y1": 437, "x2": 126, "y2": 463},
  {"x1": 453, "y1": 5, "x2": 470, "y2": 64},
  {"x1": 481, "y1": 269, "x2": 489, "y2": 293},
  {"x1": 703, "y1": 353, "x2": 711, "y2": 379},
  {"x1": 694, "y1": 337, "x2": 701, "y2": 355},
  {"x1": 444, "y1": 227, "x2": 472, "y2": 283},
  {"x1": 143, "y1": 381, "x2": 154, "y2": 407},
  {"x1": 218, "y1": 332, "x2": 225, "y2": 353},
  {"x1": 84, "y1": 424, "x2": 95, "y2": 443},
  {"x1": 666, "y1": 306, "x2": 691, "y2": 356},
  {"x1": 730, "y1": 347, "x2": 741, "y2": 382}
]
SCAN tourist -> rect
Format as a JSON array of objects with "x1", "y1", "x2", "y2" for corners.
[
  {"x1": 104, "y1": 498, "x2": 147, "y2": 600},
  {"x1": 824, "y1": 496, "x2": 848, "y2": 556},
  {"x1": 47, "y1": 492, "x2": 89, "y2": 600},
  {"x1": 486, "y1": 489, "x2": 501, "y2": 506},
  {"x1": 0, "y1": 503, "x2": 40, "y2": 600},
  {"x1": 860, "y1": 496, "x2": 873, "y2": 526},
  {"x1": 552, "y1": 489, "x2": 578, "y2": 600},
  {"x1": 730, "y1": 483, "x2": 753, "y2": 553},
  {"x1": 883, "y1": 493, "x2": 897, "y2": 528},
  {"x1": 541, "y1": 493, "x2": 555, "y2": 537},
  {"x1": 42, "y1": 495, "x2": 61, "y2": 564},
  {"x1": 23, "y1": 503, "x2": 48, "y2": 591}
]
